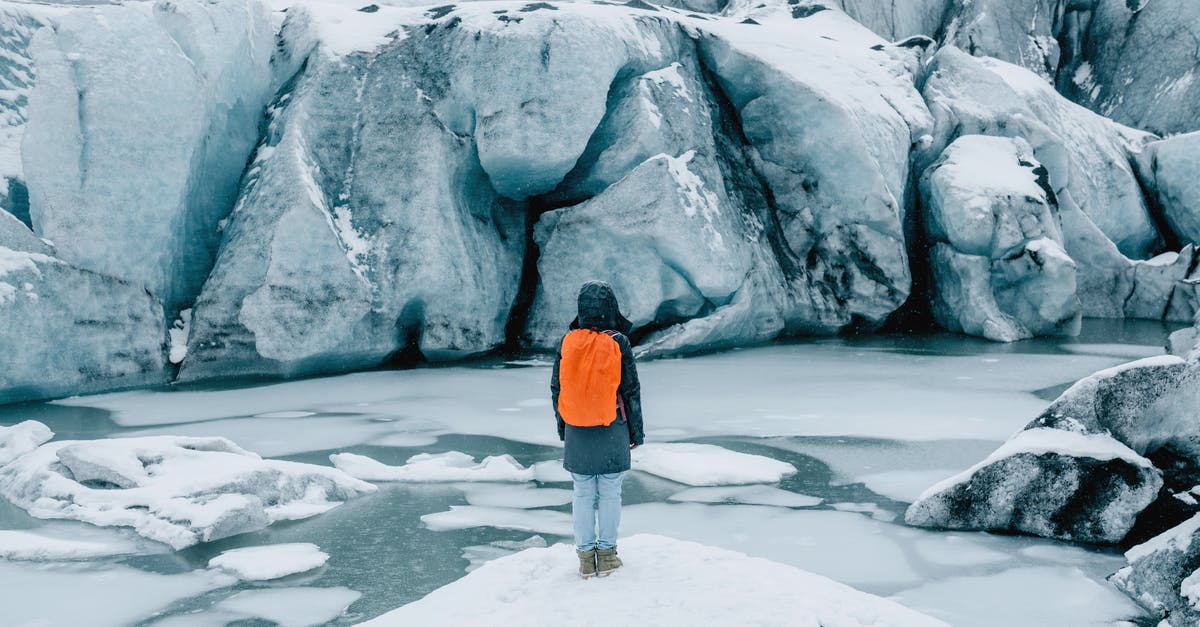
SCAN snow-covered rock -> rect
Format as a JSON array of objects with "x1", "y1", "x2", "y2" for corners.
[
  {"x1": 908, "y1": 355, "x2": 1200, "y2": 543},
  {"x1": 906, "y1": 427, "x2": 1161, "y2": 543},
  {"x1": 330, "y1": 451, "x2": 534, "y2": 482},
  {"x1": 920, "y1": 46, "x2": 1159, "y2": 261},
  {"x1": 1112, "y1": 514, "x2": 1200, "y2": 625},
  {"x1": 631, "y1": 442, "x2": 797, "y2": 486},
  {"x1": 361, "y1": 534, "x2": 951, "y2": 627},
  {"x1": 0, "y1": 419, "x2": 51, "y2": 465},
  {"x1": 920, "y1": 135, "x2": 1080, "y2": 341},
  {"x1": 22, "y1": 0, "x2": 275, "y2": 312},
  {"x1": 0, "y1": 435, "x2": 375, "y2": 549},
  {"x1": 208, "y1": 543, "x2": 329, "y2": 580},
  {"x1": 1137, "y1": 131, "x2": 1200, "y2": 245},
  {"x1": 1062, "y1": 0, "x2": 1200, "y2": 135},
  {"x1": 0, "y1": 216, "x2": 167, "y2": 404}
]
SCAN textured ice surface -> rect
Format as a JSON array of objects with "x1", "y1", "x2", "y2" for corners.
[
  {"x1": 215, "y1": 587, "x2": 361, "y2": 627},
  {"x1": 332, "y1": 451, "x2": 534, "y2": 482},
  {"x1": 363, "y1": 534, "x2": 951, "y2": 627},
  {"x1": 668, "y1": 485, "x2": 821, "y2": 507},
  {"x1": 895, "y1": 566, "x2": 1143, "y2": 627},
  {"x1": 0, "y1": 435, "x2": 375, "y2": 548},
  {"x1": 631, "y1": 442, "x2": 797, "y2": 486},
  {"x1": 0, "y1": 524, "x2": 151, "y2": 560},
  {"x1": 22, "y1": 0, "x2": 274, "y2": 311},
  {"x1": 1138, "y1": 131, "x2": 1200, "y2": 245},
  {"x1": 0, "y1": 560, "x2": 234, "y2": 627},
  {"x1": 0, "y1": 419, "x2": 51, "y2": 464},
  {"x1": 208, "y1": 543, "x2": 329, "y2": 580}
]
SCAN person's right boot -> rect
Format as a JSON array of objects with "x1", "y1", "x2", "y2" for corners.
[
  {"x1": 595, "y1": 547, "x2": 622, "y2": 576},
  {"x1": 577, "y1": 549, "x2": 597, "y2": 579}
]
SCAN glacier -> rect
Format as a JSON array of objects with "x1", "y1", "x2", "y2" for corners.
[{"x1": 0, "y1": 0, "x2": 1194, "y2": 399}]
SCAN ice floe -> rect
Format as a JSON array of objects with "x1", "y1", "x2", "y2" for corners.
[
  {"x1": 213, "y1": 586, "x2": 361, "y2": 627},
  {"x1": 208, "y1": 543, "x2": 329, "y2": 581},
  {"x1": 331, "y1": 451, "x2": 534, "y2": 482},
  {"x1": 667, "y1": 485, "x2": 821, "y2": 508},
  {"x1": 0, "y1": 435, "x2": 375, "y2": 549},
  {"x1": 631, "y1": 443, "x2": 796, "y2": 486},
  {"x1": 420, "y1": 506, "x2": 571, "y2": 537}
]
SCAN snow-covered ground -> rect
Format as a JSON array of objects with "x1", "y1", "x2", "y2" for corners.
[{"x1": 0, "y1": 324, "x2": 1171, "y2": 625}]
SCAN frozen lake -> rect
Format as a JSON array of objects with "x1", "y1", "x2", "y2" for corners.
[{"x1": 0, "y1": 320, "x2": 1178, "y2": 626}]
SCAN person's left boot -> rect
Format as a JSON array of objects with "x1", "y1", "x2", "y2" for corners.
[
  {"x1": 595, "y1": 547, "x2": 622, "y2": 576},
  {"x1": 577, "y1": 549, "x2": 597, "y2": 579}
]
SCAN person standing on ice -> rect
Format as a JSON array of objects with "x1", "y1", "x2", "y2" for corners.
[{"x1": 551, "y1": 281, "x2": 645, "y2": 579}]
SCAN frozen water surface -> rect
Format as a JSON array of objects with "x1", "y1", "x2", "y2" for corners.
[{"x1": 0, "y1": 321, "x2": 1172, "y2": 625}]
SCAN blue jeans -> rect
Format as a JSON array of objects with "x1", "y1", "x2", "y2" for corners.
[{"x1": 571, "y1": 472, "x2": 624, "y2": 551}]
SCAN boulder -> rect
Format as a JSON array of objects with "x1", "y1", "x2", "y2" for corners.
[
  {"x1": 907, "y1": 356, "x2": 1200, "y2": 543},
  {"x1": 920, "y1": 135, "x2": 1080, "y2": 341},
  {"x1": 1137, "y1": 131, "x2": 1200, "y2": 246},
  {"x1": 1112, "y1": 514, "x2": 1200, "y2": 625}
]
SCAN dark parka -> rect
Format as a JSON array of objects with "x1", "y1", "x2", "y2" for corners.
[{"x1": 551, "y1": 281, "x2": 645, "y2": 476}]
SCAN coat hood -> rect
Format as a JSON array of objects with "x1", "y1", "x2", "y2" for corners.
[{"x1": 570, "y1": 281, "x2": 632, "y2": 334}]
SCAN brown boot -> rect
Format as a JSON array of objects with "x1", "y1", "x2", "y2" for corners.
[
  {"x1": 577, "y1": 549, "x2": 597, "y2": 579},
  {"x1": 595, "y1": 547, "x2": 622, "y2": 576}
]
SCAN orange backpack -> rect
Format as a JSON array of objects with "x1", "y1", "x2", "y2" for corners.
[{"x1": 558, "y1": 329, "x2": 625, "y2": 427}]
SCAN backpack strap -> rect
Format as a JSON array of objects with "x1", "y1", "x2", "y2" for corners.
[{"x1": 601, "y1": 330, "x2": 627, "y2": 424}]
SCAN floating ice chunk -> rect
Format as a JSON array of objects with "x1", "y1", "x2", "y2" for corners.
[
  {"x1": 456, "y1": 483, "x2": 572, "y2": 509},
  {"x1": 331, "y1": 451, "x2": 534, "y2": 483},
  {"x1": 632, "y1": 443, "x2": 796, "y2": 486},
  {"x1": 531, "y1": 460, "x2": 572, "y2": 483},
  {"x1": 0, "y1": 560, "x2": 234, "y2": 627},
  {"x1": 215, "y1": 587, "x2": 361, "y2": 627},
  {"x1": 0, "y1": 436, "x2": 376, "y2": 549},
  {"x1": 208, "y1": 543, "x2": 329, "y2": 580},
  {"x1": 0, "y1": 524, "x2": 151, "y2": 561},
  {"x1": 461, "y1": 536, "x2": 548, "y2": 573},
  {"x1": 0, "y1": 419, "x2": 52, "y2": 465},
  {"x1": 668, "y1": 485, "x2": 821, "y2": 508},
  {"x1": 361, "y1": 534, "x2": 950, "y2": 627},
  {"x1": 420, "y1": 505, "x2": 572, "y2": 536}
]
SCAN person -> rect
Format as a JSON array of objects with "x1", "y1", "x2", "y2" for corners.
[{"x1": 550, "y1": 281, "x2": 645, "y2": 579}]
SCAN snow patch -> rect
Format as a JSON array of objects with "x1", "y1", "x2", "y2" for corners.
[
  {"x1": 168, "y1": 308, "x2": 191, "y2": 365},
  {"x1": 361, "y1": 534, "x2": 950, "y2": 627},
  {"x1": 208, "y1": 543, "x2": 329, "y2": 580},
  {"x1": 215, "y1": 586, "x2": 361, "y2": 627},
  {"x1": 0, "y1": 419, "x2": 53, "y2": 465}
]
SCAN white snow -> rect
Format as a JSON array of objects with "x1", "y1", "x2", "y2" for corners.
[
  {"x1": 1182, "y1": 569, "x2": 1200, "y2": 608},
  {"x1": 831, "y1": 502, "x2": 898, "y2": 522},
  {"x1": 631, "y1": 442, "x2": 797, "y2": 486},
  {"x1": 0, "y1": 419, "x2": 53, "y2": 465},
  {"x1": 214, "y1": 587, "x2": 361, "y2": 627},
  {"x1": 1125, "y1": 513, "x2": 1200, "y2": 562},
  {"x1": 531, "y1": 460, "x2": 572, "y2": 483},
  {"x1": 361, "y1": 534, "x2": 950, "y2": 627},
  {"x1": 857, "y1": 470, "x2": 965, "y2": 503},
  {"x1": 421, "y1": 505, "x2": 572, "y2": 536},
  {"x1": 668, "y1": 485, "x2": 821, "y2": 508},
  {"x1": 330, "y1": 451, "x2": 534, "y2": 482},
  {"x1": 0, "y1": 436, "x2": 375, "y2": 549},
  {"x1": 208, "y1": 543, "x2": 329, "y2": 580}
]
